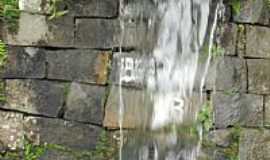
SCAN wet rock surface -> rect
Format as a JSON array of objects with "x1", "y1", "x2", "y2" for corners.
[
  {"x1": 64, "y1": 82, "x2": 106, "y2": 125},
  {"x1": 4, "y1": 80, "x2": 65, "y2": 117},
  {"x1": 46, "y1": 49, "x2": 110, "y2": 84},
  {"x1": 213, "y1": 92, "x2": 263, "y2": 128},
  {"x1": 24, "y1": 116, "x2": 102, "y2": 151}
]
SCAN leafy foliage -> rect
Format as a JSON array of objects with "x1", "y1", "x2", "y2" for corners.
[
  {"x1": 229, "y1": 0, "x2": 241, "y2": 15},
  {"x1": 198, "y1": 101, "x2": 213, "y2": 133},
  {"x1": 24, "y1": 141, "x2": 46, "y2": 160},
  {"x1": 48, "y1": 0, "x2": 68, "y2": 20},
  {"x1": 0, "y1": 0, "x2": 20, "y2": 32}
]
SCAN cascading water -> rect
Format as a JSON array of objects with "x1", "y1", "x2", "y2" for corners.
[{"x1": 118, "y1": 0, "x2": 221, "y2": 159}]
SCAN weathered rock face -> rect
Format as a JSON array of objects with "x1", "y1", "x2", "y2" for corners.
[
  {"x1": 64, "y1": 82, "x2": 106, "y2": 125},
  {"x1": 247, "y1": 59, "x2": 270, "y2": 94},
  {"x1": 240, "y1": 129, "x2": 270, "y2": 160},
  {"x1": 264, "y1": 96, "x2": 270, "y2": 127},
  {"x1": 4, "y1": 13, "x2": 74, "y2": 47},
  {"x1": 2, "y1": 46, "x2": 46, "y2": 78},
  {"x1": 75, "y1": 19, "x2": 119, "y2": 48},
  {"x1": 19, "y1": 0, "x2": 50, "y2": 14},
  {"x1": 215, "y1": 57, "x2": 247, "y2": 92},
  {"x1": 103, "y1": 86, "x2": 151, "y2": 129},
  {"x1": 0, "y1": 111, "x2": 24, "y2": 151},
  {"x1": 219, "y1": 23, "x2": 238, "y2": 56},
  {"x1": 70, "y1": 0, "x2": 119, "y2": 18},
  {"x1": 24, "y1": 117, "x2": 101, "y2": 150},
  {"x1": 46, "y1": 49, "x2": 110, "y2": 84},
  {"x1": 246, "y1": 26, "x2": 270, "y2": 58},
  {"x1": 213, "y1": 92, "x2": 263, "y2": 129},
  {"x1": 232, "y1": 0, "x2": 270, "y2": 26},
  {"x1": 4, "y1": 80, "x2": 65, "y2": 117}
]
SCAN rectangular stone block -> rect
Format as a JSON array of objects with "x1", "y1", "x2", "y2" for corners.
[
  {"x1": 64, "y1": 82, "x2": 106, "y2": 125},
  {"x1": 219, "y1": 23, "x2": 237, "y2": 56},
  {"x1": 232, "y1": 0, "x2": 270, "y2": 26},
  {"x1": 103, "y1": 86, "x2": 151, "y2": 129},
  {"x1": 4, "y1": 12, "x2": 74, "y2": 47},
  {"x1": 75, "y1": 19, "x2": 119, "y2": 48},
  {"x1": 240, "y1": 129, "x2": 270, "y2": 160},
  {"x1": 246, "y1": 26, "x2": 270, "y2": 58},
  {"x1": 213, "y1": 92, "x2": 263, "y2": 129},
  {"x1": 46, "y1": 49, "x2": 110, "y2": 84},
  {"x1": 19, "y1": 0, "x2": 50, "y2": 14},
  {"x1": 0, "y1": 111, "x2": 24, "y2": 151},
  {"x1": 71, "y1": 0, "x2": 118, "y2": 18},
  {"x1": 215, "y1": 57, "x2": 247, "y2": 92},
  {"x1": 4, "y1": 80, "x2": 65, "y2": 117},
  {"x1": 24, "y1": 117, "x2": 101, "y2": 151},
  {"x1": 247, "y1": 59, "x2": 270, "y2": 94},
  {"x1": 264, "y1": 96, "x2": 270, "y2": 127},
  {"x1": 1, "y1": 46, "x2": 46, "y2": 78}
]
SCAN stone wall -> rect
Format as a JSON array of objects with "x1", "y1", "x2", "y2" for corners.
[
  {"x1": 209, "y1": 0, "x2": 270, "y2": 159},
  {"x1": 0, "y1": 0, "x2": 270, "y2": 160}
]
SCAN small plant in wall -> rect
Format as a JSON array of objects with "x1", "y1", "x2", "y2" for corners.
[
  {"x1": 48, "y1": 0, "x2": 69, "y2": 20},
  {"x1": 229, "y1": 0, "x2": 241, "y2": 15},
  {"x1": 0, "y1": 0, "x2": 20, "y2": 32}
]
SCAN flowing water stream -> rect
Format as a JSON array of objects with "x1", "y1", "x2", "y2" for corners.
[{"x1": 118, "y1": 0, "x2": 221, "y2": 159}]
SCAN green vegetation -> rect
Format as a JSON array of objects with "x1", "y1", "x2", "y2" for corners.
[
  {"x1": 229, "y1": 0, "x2": 241, "y2": 15},
  {"x1": 223, "y1": 126, "x2": 241, "y2": 160},
  {"x1": 0, "y1": 40, "x2": 7, "y2": 103},
  {"x1": 0, "y1": 40, "x2": 7, "y2": 70},
  {"x1": 198, "y1": 101, "x2": 213, "y2": 133},
  {"x1": 0, "y1": 0, "x2": 20, "y2": 32},
  {"x1": 48, "y1": 0, "x2": 69, "y2": 20},
  {"x1": 211, "y1": 45, "x2": 225, "y2": 58},
  {"x1": 24, "y1": 141, "x2": 46, "y2": 160}
]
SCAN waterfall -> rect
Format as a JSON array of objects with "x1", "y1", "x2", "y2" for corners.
[{"x1": 118, "y1": 0, "x2": 221, "y2": 159}]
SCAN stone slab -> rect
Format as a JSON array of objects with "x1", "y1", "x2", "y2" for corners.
[
  {"x1": 4, "y1": 12, "x2": 74, "y2": 47},
  {"x1": 4, "y1": 80, "x2": 65, "y2": 117},
  {"x1": 75, "y1": 19, "x2": 119, "y2": 49},
  {"x1": 264, "y1": 96, "x2": 270, "y2": 127},
  {"x1": 103, "y1": 86, "x2": 151, "y2": 129},
  {"x1": 1, "y1": 46, "x2": 46, "y2": 78},
  {"x1": 240, "y1": 129, "x2": 270, "y2": 160},
  {"x1": 46, "y1": 49, "x2": 110, "y2": 84},
  {"x1": 246, "y1": 26, "x2": 270, "y2": 58},
  {"x1": 219, "y1": 23, "x2": 238, "y2": 56},
  {"x1": 247, "y1": 59, "x2": 270, "y2": 94},
  {"x1": 232, "y1": 0, "x2": 270, "y2": 26},
  {"x1": 24, "y1": 117, "x2": 101, "y2": 151},
  {"x1": 0, "y1": 111, "x2": 24, "y2": 151},
  {"x1": 213, "y1": 92, "x2": 263, "y2": 129},
  {"x1": 215, "y1": 57, "x2": 247, "y2": 92},
  {"x1": 64, "y1": 82, "x2": 106, "y2": 125}
]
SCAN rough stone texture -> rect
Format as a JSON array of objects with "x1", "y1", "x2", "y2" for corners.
[
  {"x1": 70, "y1": 0, "x2": 118, "y2": 18},
  {"x1": 19, "y1": 0, "x2": 50, "y2": 14},
  {"x1": 24, "y1": 117, "x2": 101, "y2": 150},
  {"x1": 213, "y1": 92, "x2": 263, "y2": 129},
  {"x1": 232, "y1": 0, "x2": 270, "y2": 25},
  {"x1": 208, "y1": 129, "x2": 232, "y2": 148},
  {"x1": 1, "y1": 46, "x2": 46, "y2": 78},
  {"x1": 75, "y1": 19, "x2": 119, "y2": 48},
  {"x1": 64, "y1": 82, "x2": 106, "y2": 125},
  {"x1": 4, "y1": 13, "x2": 74, "y2": 47},
  {"x1": 219, "y1": 23, "x2": 237, "y2": 56},
  {"x1": 46, "y1": 49, "x2": 110, "y2": 84},
  {"x1": 264, "y1": 96, "x2": 270, "y2": 127},
  {"x1": 4, "y1": 80, "x2": 65, "y2": 117},
  {"x1": 215, "y1": 57, "x2": 247, "y2": 92},
  {"x1": 103, "y1": 86, "x2": 151, "y2": 129},
  {"x1": 240, "y1": 129, "x2": 270, "y2": 160},
  {"x1": 246, "y1": 26, "x2": 270, "y2": 58},
  {"x1": 39, "y1": 149, "x2": 74, "y2": 160},
  {"x1": 247, "y1": 59, "x2": 270, "y2": 94},
  {"x1": 0, "y1": 111, "x2": 24, "y2": 151}
]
